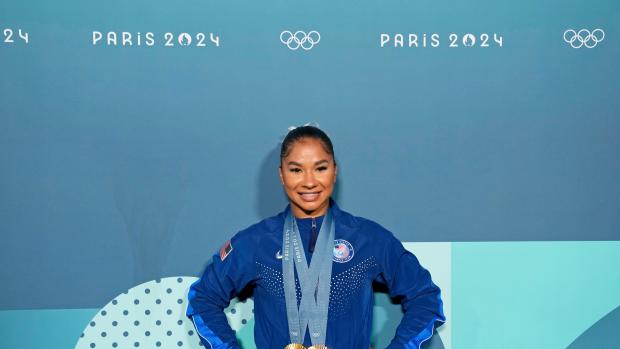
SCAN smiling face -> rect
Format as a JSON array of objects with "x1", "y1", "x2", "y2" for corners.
[{"x1": 279, "y1": 137, "x2": 337, "y2": 218}]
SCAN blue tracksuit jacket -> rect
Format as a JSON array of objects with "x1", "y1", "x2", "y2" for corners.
[{"x1": 186, "y1": 199, "x2": 445, "y2": 349}]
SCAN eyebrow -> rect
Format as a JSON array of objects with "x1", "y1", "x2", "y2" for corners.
[{"x1": 287, "y1": 160, "x2": 329, "y2": 167}]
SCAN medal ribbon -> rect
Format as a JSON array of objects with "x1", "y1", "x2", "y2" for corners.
[{"x1": 282, "y1": 207, "x2": 334, "y2": 346}]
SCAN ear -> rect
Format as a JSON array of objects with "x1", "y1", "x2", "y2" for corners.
[
  {"x1": 334, "y1": 164, "x2": 338, "y2": 183},
  {"x1": 278, "y1": 166, "x2": 284, "y2": 185}
]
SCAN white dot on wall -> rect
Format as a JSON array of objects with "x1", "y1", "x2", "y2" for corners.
[{"x1": 75, "y1": 276, "x2": 255, "y2": 349}]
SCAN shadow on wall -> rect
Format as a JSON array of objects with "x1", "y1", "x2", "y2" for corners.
[
  {"x1": 113, "y1": 160, "x2": 190, "y2": 284},
  {"x1": 254, "y1": 140, "x2": 342, "y2": 220},
  {"x1": 566, "y1": 305, "x2": 620, "y2": 348},
  {"x1": 255, "y1": 142, "x2": 287, "y2": 218}
]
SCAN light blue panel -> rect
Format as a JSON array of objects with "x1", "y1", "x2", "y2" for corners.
[
  {"x1": 452, "y1": 241, "x2": 620, "y2": 349},
  {"x1": 0, "y1": 308, "x2": 98, "y2": 349},
  {"x1": 236, "y1": 317, "x2": 257, "y2": 349}
]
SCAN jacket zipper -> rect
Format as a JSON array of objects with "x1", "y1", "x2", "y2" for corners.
[{"x1": 309, "y1": 217, "x2": 317, "y2": 253}]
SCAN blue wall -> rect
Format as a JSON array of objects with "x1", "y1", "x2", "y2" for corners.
[{"x1": 1, "y1": 0, "x2": 618, "y2": 347}]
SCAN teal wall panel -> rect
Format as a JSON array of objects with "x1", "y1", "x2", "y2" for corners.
[
  {"x1": 452, "y1": 241, "x2": 620, "y2": 349},
  {"x1": 0, "y1": 309, "x2": 98, "y2": 349}
]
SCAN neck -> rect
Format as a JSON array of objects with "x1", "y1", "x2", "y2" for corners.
[{"x1": 291, "y1": 202, "x2": 329, "y2": 219}]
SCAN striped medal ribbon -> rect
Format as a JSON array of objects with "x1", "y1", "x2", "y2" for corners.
[{"x1": 282, "y1": 207, "x2": 334, "y2": 349}]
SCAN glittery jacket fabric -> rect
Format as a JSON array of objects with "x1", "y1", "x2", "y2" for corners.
[{"x1": 186, "y1": 199, "x2": 445, "y2": 349}]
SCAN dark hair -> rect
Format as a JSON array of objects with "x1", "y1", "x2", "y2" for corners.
[{"x1": 280, "y1": 126, "x2": 337, "y2": 166}]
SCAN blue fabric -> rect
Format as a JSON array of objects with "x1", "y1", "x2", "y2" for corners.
[
  {"x1": 405, "y1": 316, "x2": 445, "y2": 349},
  {"x1": 187, "y1": 198, "x2": 445, "y2": 349},
  {"x1": 191, "y1": 313, "x2": 234, "y2": 349}
]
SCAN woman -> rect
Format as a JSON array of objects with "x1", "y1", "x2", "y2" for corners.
[{"x1": 186, "y1": 125, "x2": 445, "y2": 349}]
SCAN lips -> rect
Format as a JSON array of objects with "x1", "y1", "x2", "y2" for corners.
[{"x1": 299, "y1": 192, "x2": 321, "y2": 202}]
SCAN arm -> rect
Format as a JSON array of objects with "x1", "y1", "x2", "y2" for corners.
[
  {"x1": 376, "y1": 234, "x2": 446, "y2": 349},
  {"x1": 186, "y1": 231, "x2": 257, "y2": 349}
]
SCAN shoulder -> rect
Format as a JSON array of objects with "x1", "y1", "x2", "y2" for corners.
[
  {"x1": 217, "y1": 211, "x2": 283, "y2": 263},
  {"x1": 229, "y1": 210, "x2": 284, "y2": 245},
  {"x1": 337, "y1": 207, "x2": 401, "y2": 246}
]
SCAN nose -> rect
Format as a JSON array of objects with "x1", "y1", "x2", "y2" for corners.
[{"x1": 302, "y1": 170, "x2": 317, "y2": 188}]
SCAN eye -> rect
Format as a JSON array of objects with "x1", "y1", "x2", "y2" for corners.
[
  {"x1": 316, "y1": 166, "x2": 328, "y2": 172},
  {"x1": 288, "y1": 168, "x2": 302, "y2": 173}
]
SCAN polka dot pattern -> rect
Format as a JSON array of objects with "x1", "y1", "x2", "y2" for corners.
[
  {"x1": 74, "y1": 276, "x2": 255, "y2": 349},
  {"x1": 225, "y1": 297, "x2": 255, "y2": 331}
]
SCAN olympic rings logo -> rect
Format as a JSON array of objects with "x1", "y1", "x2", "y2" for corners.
[
  {"x1": 563, "y1": 29, "x2": 605, "y2": 48},
  {"x1": 280, "y1": 30, "x2": 321, "y2": 50}
]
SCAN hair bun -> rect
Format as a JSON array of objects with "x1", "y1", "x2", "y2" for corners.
[{"x1": 287, "y1": 121, "x2": 320, "y2": 133}]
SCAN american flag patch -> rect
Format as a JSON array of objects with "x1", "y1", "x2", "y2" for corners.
[{"x1": 219, "y1": 240, "x2": 233, "y2": 261}]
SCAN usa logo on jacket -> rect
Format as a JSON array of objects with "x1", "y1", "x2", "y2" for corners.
[{"x1": 333, "y1": 239, "x2": 354, "y2": 263}]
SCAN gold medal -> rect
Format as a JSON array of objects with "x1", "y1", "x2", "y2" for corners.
[
  {"x1": 284, "y1": 344, "x2": 306, "y2": 349},
  {"x1": 283, "y1": 344, "x2": 329, "y2": 349}
]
